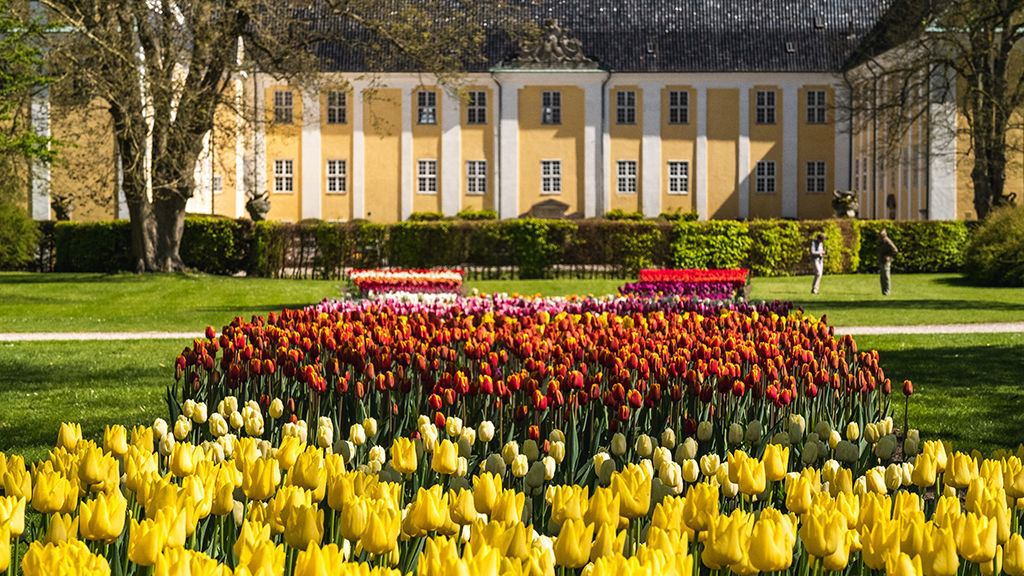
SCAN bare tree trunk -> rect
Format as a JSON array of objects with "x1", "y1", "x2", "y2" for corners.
[
  {"x1": 110, "y1": 103, "x2": 157, "y2": 272},
  {"x1": 153, "y1": 191, "x2": 187, "y2": 271}
]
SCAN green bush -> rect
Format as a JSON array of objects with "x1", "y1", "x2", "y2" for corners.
[
  {"x1": 671, "y1": 221, "x2": 752, "y2": 269},
  {"x1": 659, "y1": 209, "x2": 699, "y2": 222},
  {"x1": 53, "y1": 220, "x2": 134, "y2": 273},
  {"x1": 408, "y1": 212, "x2": 445, "y2": 222},
  {"x1": 503, "y1": 219, "x2": 563, "y2": 279},
  {"x1": 963, "y1": 205, "x2": 1024, "y2": 286},
  {"x1": 608, "y1": 221, "x2": 661, "y2": 277},
  {"x1": 853, "y1": 220, "x2": 969, "y2": 273},
  {"x1": 798, "y1": 220, "x2": 855, "y2": 275},
  {"x1": 180, "y1": 217, "x2": 241, "y2": 275},
  {"x1": 0, "y1": 201, "x2": 39, "y2": 270},
  {"x1": 456, "y1": 208, "x2": 498, "y2": 221},
  {"x1": 747, "y1": 220, "x2": 802, "y2": 277},
  {"x1": 388, "y1": 221, "x2": 461, "y2": 268},
  {"x1": 604, "y1": 209, "x2": 646, "y2": 221}
]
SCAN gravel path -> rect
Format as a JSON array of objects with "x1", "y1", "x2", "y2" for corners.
[{"x1": 2, "y1": 322, "x2": 1023, "y2": 341}]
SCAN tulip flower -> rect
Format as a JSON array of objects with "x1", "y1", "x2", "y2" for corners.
[
  {"x1": 956, "y1": 512, "x2": 997, "y2": 564},
  {"x1": 236, "y1": 538, "x2": 286, "y2": 576},
  {"x1": 552, "y1": 519, "x2": 595, "y2": 568},
  {"x1": 103, "y1": 425, "x2": 129, "y2": 458},
  {"x1": 432, "y1": 439, "x2": 458, "y2": 475},
  {"x1": 921, "y1": 523, "x2": 959, "y2": 576},
  {"x1": 79, "y1": 489, "x2": 127, "y2": 543},
  {"x1": 761, "y1": 444, "x2": 789, "y2": 482},
  {"x1": 1005, "y1": 533, "x2": 1024, "y2": 576},
  {"x1": 57, "y1": 422, "x2": 82, "y2": 452},
  {"x1": 549, "y1": 484, "x2": 589, "y2": 525},
  {"x1": 590, "y1": 522, "x2": 627, "y2": 561},
  {"x1": 242, "y1": 457, "x2": 281, "y2": 501},
  {"x1": 128, "y1": 516, "x2": 165, "y2": 566},
  {"x1": 472, "y1": 472, "x2": 502, "y2": 515},
  {"x1": 611, "y1": 463, "x2": 652, "y2": 519},
  {"x1": 291, "y1": 447, "x2": 326, "y2": 495},
  {"x1": 583, "y1": 487, "x2": 621, "y2": 529},
  {"x1": 449, "y1": 489, "x2": 477, "y2": 525},
  {"x1": 275, "y1": 435, "x2": 305, "y2": 471},
  {"x1": 283, "y1": 502, "x2": 324, "y2": 551},
  {"x1": 737, "y1": 457, "x2": 766, "y2": 496},
  {"x1": 362, "y1": 502, "x2": 401, "y2": 556},
  {"x1": 799, "y1": 505, "x2": 845, "y2": 558},
  {"x1": 749, "y1": 512, "x2": 795, "y2": 571},
  {"x1": 490, "y1": 489, "x2": 525, "y2": 523},
  {"x1": 702, "y1": 509, "x2": 751, "y2": 569},
  {"x1": 389, "y1": 437, "x2": 418, "y2": 475},
  {"x1": 31, "y1": 464, "x2": 70, "y2": 515}
]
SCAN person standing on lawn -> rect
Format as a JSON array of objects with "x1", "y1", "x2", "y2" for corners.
[
  {"x1": 810, "y1": 232, "x2": 826, "y2": 294},
  {"x1": 878, "y1": 229, "x2": 899, "y2": 295}
]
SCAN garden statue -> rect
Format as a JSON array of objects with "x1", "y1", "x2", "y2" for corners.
[
  {"x1": 245, "y1": 191, "x2": 271, "y2": 221},
  {"x1": 832, "y1": 190, "x2": 859, "y2": 218},
  {"x1": 50, "y1": 194, "x2": 75, "y2": 221}
]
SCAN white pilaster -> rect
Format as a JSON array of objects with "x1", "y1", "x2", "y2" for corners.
[
  {"x1": 583, "y1": 83, "x2": 602, "y2": 218},
  {"x1": 235, "y1": 76, "x2": 246, "y2": 218},
  {"x1": 781, "y1": 83, "x2": 800, "y2": 218},
  {"x1": 117, "y1": 154, "x2": 127, "y2": 219},
  {"x1": 254, "y1": 75, "x2": 268, "y2": 202},
  {"x1": 640, "y1": 82, "x2": 661, "y2": 218},
  {"x1": 499, "y1": 82, "x2": 519, "y2": 219},
  {"x1": 401, "y1": 88, "x2": 413, "y2": 220},
  {"x1": 30, "y1": 89, "x2": 50, "y2": 220},
  {"x1": 352, "y1": 81, "x2": 367, "y2": 218},
  {"x1": 440, "y1": 89, "x2": 461, "y2": 216},
  {"x1": 737, "y1": 86, "x2": 750, "y2": 219},
  {"x1": 928, "y1": 66, "x2": 957, "y2": 220},
  {"x1": 301, "y1": 89, "x2": 321, "y2": 219},
  {"x1": 834, "y1": 85, "x2": 851, "y2": 195},
  {"x1": 695, "y1": 86, "x2": 708, "y2": 220},
  {"x1": 601, "y1": 83, "x2": 612, "y2": 215}
]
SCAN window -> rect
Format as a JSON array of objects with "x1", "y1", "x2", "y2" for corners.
[
  {"x1": 273, "y1": 90, "x2": 293, "y2": 124},
  {"x1": 755, "y1": 161, "x2": 776, "y2": 193},
  {"x1": 212, "y1": 175, "x2": 223, "y2": 195},
  {"x1": 541, "y1": 160, "x2": 561, "y2": 194},
  {"x1": 755, "y1": 90, "x2": 776, "y2": 124},
  {"x1": 853, "y1": 158, "x2": 860, "y2": 191},
  {"x1": 417, "y1": 160, "x2": 437, "y2": 193},
  {"x1": 616, "y1": 91, "x2": 636, "y2": 124},
  {"x1": 861, "y1": 157, "x2": 869, "y2": 191},
  {"x1": 327, "y1": 159, "x2": 347, "y2": 193},
  {"x1": 669, "y1": 90, "x2": 689, "y2": 124},
  {"x1": 466, "y1": 160, "x2": 486, "y2": 195},
  {"x1": 617, "y1": 160, "x2": 637, "y2": 194},
  {"x1": 327, "y1": 90, "x2": 347, "y2": 124},
  {"x1": 273, "y1": 160, "x2": 294, "y2": 193},
  {"x1": 417, "y1": 91, "x2": 437, "y2": 125},
  {"x1": 467, "y1": 91, "x2": 487, "y2": 124},
  {"x1": 668, "y1": 161, "x2": 689, "y2": 194},
  {"x1": 806, "y1": 90, "x2": 826, "y2": 124},
  {"x1": 806, "y1": 161, "x2": 826, "y2": 194},
  {"x1": 542, "y1": 91, "x2": 561, "y2": 124}
]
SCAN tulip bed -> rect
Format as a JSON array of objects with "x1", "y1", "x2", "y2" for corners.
[
  {"x1": 349, "y1": 270, "x2": 464, "y2": 297},
  {"x1": 620, "y1": 270, "x2": 750, "y2": 300}
]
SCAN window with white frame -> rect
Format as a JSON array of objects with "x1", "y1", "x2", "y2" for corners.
[
  {"x1": 541, "y1": 160, "x2": 561, "y2": 194},
  {"x1": 616, "y1": 91, "x2": 636, "y2": 124},
  {"x1": 212, "y1": 175, "x2": 223, "y2": 195},
  {"x1": 327, "y1": 159, "x2": 347, "y2": 193},
  {"x1": 542, "y1": 91, "x2": 561, "y2": 124},
  {"x1": 466, "y1": 160, "x2": 486, "y2": 194},
  {"x1": 617, "y1": 160, "x2": 637, "y2": 194},
  {"x1": 273, "y1": 159, "x2": 294, "y2": 193},
  {"x1": 417, "y1": 91, "x2": 437, "y2": 125},
  {"x1": 668, "y1": 161, "x2": 689, "y2": 194},
  {"x1": 853, "y1": 158, "x2": 860, "y2": 190},
  {"x1": 668, "y1": 90, "x2": 688, "y2": 124},
  {"x1": 467, "y1": 91, "x2": 486, "y2": 124},
  {"x1": 861, "y1": 157, "x2": 869, "y2": 191},
  {"x1": 273, "y1": 90, "x2": 293, "y2": 124},
  {"x1": 755, "y1": 161, "x2": 776, "y2": 193},
  {"x1": 755, "y1": 90, "x2": 776, "y2": 124},
  {"x1": 806, "y1": 161, "x2": 826, "y2": 194},
  {"x1": 417, "y1": 160, "x2": 437, "y2": 193},
  {"x1": 327, "y1": 90, "x2": 347, "y2": 124},
  {"x1": 806, "y1": 90, "x2": 826, "y2": 124}
]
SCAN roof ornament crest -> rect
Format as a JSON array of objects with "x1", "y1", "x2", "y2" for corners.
[{"x1": 512, "y1": 19, "x2": 598, "y2": 69}]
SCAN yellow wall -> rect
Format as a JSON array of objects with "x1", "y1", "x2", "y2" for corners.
[
  {"x1": 796, "y1": 86, "x2": 835, "y2": 219},
  {"x1": 460, "y1": 86, "x2": 495, "y2": 212},
  {"x1": 517, "y1": 86, "x2": 585, "y2": 216},
  {"x1": 748, "y1": 86, "x2": 782, "y2": 219},
  {"x1": 707, "y1": 88, "x2": 739, "y2": 219},
  {"x1": 363, "y1": 89, "x2": 402, "y2": 223},
  {"x1": 609, "y1": 85, "x2": 642, "y2": 213},
  {"x1": 49, "y1": 98, "x2": 118, "y2": 221},
  {"x1": 265, "y1": 85, "x2": 302, "y2": 222},
  {"x1": 321, "y1": 86, "x2": 353, "y2": 221},
  {"x1": 413, "y1": 87, "x2": 442, "y2": 214},
  {"x1": 661, "y1": 86, "x2": 697, "y2": 215}
]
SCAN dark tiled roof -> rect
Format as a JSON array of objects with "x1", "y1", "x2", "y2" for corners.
[{"x1": 308, "y1": 0, "x2": 898, "y2": 74}]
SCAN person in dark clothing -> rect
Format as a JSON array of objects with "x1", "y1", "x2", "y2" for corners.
[{"x1": 878, "y1": 229, "x2": 899, "y2": 296}]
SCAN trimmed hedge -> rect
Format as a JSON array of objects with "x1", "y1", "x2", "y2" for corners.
[{"x1": 41, "y1": 216, "x2": 973, "y2": 278}]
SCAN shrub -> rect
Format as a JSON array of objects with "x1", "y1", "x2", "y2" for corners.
[
  {"x1": 388, "y1": 221, "x2": 460, "y2": 268},
  {"x1": 854, "y1": 220, "x2": 969, "y2": 273},
  {"x1": 659, "y1": 209, "x2": 699, "y2": 222},
  {"x1": 408, "y1": 211, "x2": 445, "y2": 222},
  {"x1": 180, "y1": 217, "x2": 241, "y2": 275},
  {"x1": 53, "y1": 220, "x2": 134, "y2": 272},
  {"x1": 604, "y1": 209, "x2": 645, "y2": 221},
  {"x1": 962, "y1": 204, "x2": 1024, "y2": 286},
  {"x1": 608, "y1": 221, "x2": 661, "y2": 277},
  {"x1": 503, "y1": 219, "x2": 562, "y2": 279},
  {"x1": 671, "y1": 221, "x2": 752, "y2": 269},
  {"x1": 747, "y1": 220, "x2": 802, "y2": 277},
  {"x1": 0, "y1": 201, "x2": 39, "y2": 270},
  {"x1": 456, "y1": 208, "x2": 498, "y2": 221}
]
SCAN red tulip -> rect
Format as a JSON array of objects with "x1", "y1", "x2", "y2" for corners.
[{"x1": 902, "y1": 380, "x2": 913, "y2": 396}]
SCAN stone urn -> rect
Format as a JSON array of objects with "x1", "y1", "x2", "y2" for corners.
[{"x1": 246, "y1": 193, "x2": 271, "y2": 221}]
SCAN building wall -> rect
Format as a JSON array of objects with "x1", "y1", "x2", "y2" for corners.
[
  {"x1": 363, "y1": 88, "x2": 403, "y2": 223},
  {"x1": 517, "y1": 85, "x2": 585, "y2": 216},
  {"x1": 748, "y1": 85, "x2": 783, "y2": 219},
  {"x1": 706, "y1": 88, "x2": 739, "y2": 219},
  {"x1": 796, "y1": 86, "x2": 835, "y2": 219},
  {"x1": 265, "y1": 84, "x2": 303, "y2": 222},
  {"x1": 460, "y1": 85, "x2": 496, "y2": 212},
  {"x1": 608, "y1": 85, "x2": 643, "y2": 214},
  {"x1": 321, "y1": 85, "x2": 354, "y2": 221},
  {"x1": 660, "y1": 86, "x2": 697, "y2": 216}
]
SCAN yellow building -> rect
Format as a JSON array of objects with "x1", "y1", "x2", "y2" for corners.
[{"x1": 24, "y1": 2, "x2": 987, "y2": 223}]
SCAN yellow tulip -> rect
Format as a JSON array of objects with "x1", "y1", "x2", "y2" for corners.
[
  {"x1": 295, "y1": 542, "x2": 350, "y2": 576},
  {"x1": 651, "y1": 496, "x2": 685, "y2": 536},
  {"x1": 103, "y1": 425, "x2": 129, "y2": 458},
  {"x1": 584, "y1": 486, "x2": 621, "y2": 529},
  {"x1": 337, "y1": 496, "x2": 368, "y2": 542},
  {"x1": 1004, "y1": 533, "x2": 1024, "y2": 576},
  {"x1": 0, "y1": 524, "x2": 8, "y2": 572},
  {"x1": 275, "y1": 435, "x2": 305, "y2": 471},
  {"x1": 737, "y1": 457, "x2": 766, "y2": 496},
  {"x1": 362, "y1": 502, "x2": 401, "y2": 555},
  {"x1": 76, "y1": 443, "x2": 106, "y2": 488},
  {"x1": 57, "y1": 422, "x2": 82, "y2": 452},
  {"x1": 611, "y1": 463, "x2": 652, "y2": 519},
  {"x1": 945, "y1": 452, "x2": 978, "y2": 489},
  {"x1": 391, "y1": 437, "x2": 418, "y2": 475},
  {"x1": 154, "y1": 508, "x2": 187, "y2": 549},
  {"x1": 131, "y1": 425, "x2": 155, "y2": 453},
  {"x1": 900, "y1": 510, "x2": 926, "y2": 557},
  {"x1": 432, "y1": 439, "x2": 458, "y2": 475},
  {"x1": 490, "y1": 489, "x2": 525, "y2": 523},
  {"x1": 449, "y1": 489, "x2": 477, "y2": 525},
  {"x1": 0, "y1": 496, "x2": 26, "y2": 537},
  {"x1": 1005, "y1": 457, "x2": 1024, "y2": 499},
  {"x1": 552, "y1": 518, "x2": 595, "y2": 568},
  {"x1": 749, "y1": 512, "x2": 794, "y2": 572},
  {"x1": 21, "y1": 539, "x2": 109, "y2": 576},
  {"x1": 887, "y1": 552, "x2": 924, "y2": 576},
  {"x1": 42, "y1": 513, "x2": 78, "y2": 546},
  {"x1": 921, "y1": 523, "x2": 959, "y2": 576},
  {"x1": 921, "y1": 440, "x2": 949, "y2": 473},
  {"x1": 233, "y1": 520, "x2": 270, "y2": 560},
  {"x1": 785, "y1": 475, "x2": 815, "y2": 515},
  {"x1": 128, "y1": 517, "x2": 165, "y2": 567},
  {"x1": 822, "y1": 529, "x2": 857, "y2": 572},
  {"x1": 472, "y1": 472, "x2": 502, "y2": 515},
  {"x1": 727, "y1": 450, "x2": 747, "y2": 484},
  {"x1": 2, "y1": 456, "x2": 31, "y2": 501},
  {"x1": 912, "y1": 452, "x2": 938, "y2": 488},
  {"x1": 169, "y1": 442, "x2": 202, "y2": 478},
  {"x1": 762, "y1": 444, "x2": 789, "y2": 482},
  {"x1": 858, "y1": 492, "x2": 892, "y2": 531},
  {"x1": 283, "y1": 502, "x2": 324, "y2": 551},
  {"x1": 590, "y1": 523, "x2": 628, "y2": 561},
  {"x1": 702, "y1": 509, "x2": 752, "y2": 569},
  {"x1": 236, "y1": 539, "x2": 286, "y2": 576},
  {"x1": 549, "y1": 484, "x2": 589, "y2": 525},
  {"x1": 799, "y1": 505, "x2": 844, "y2": 558},
  {"x1": 408, "y1": 486, "x2": 447, "y2": 534},
  {"x1": 829, "y1": 467, "x2": 854, "y2": 496},
  {"x1": 291, "y1": 447, "x2": 327, "y2": 495},
  {"x1": 31, "y1": 464, "x2": 70, "y2": 515},
  {"x1": 681, "y1": 482, "x2": 718, "y2": 534},
  {"x1": 956, "y1": 512, "x2": 997, "y2": 564},
  {"x1": 242, "y1": 457, "x2": 281, "y2": 501},
  {"x1": 79, "y1": 489, "x2": 127, "y2": 543},
  {"x1": 832, "y1": 491, "x2": 860, "y2": 529}
]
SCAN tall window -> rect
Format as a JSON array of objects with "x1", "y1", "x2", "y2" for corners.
[
  {"x1": 668, "y1": 161, "x2": 689, "y2": 194},
  {"x1": 327, "y1": 160, "x2": 347, "y2": 193},
  {"x1": 861, "y1": 157, "x2": 869, "y2": 191},
  {"x1": 273, "y1": 160, "x2": 294, "y2": 193},
  {"x1": 668, "y1": 91, "x2": 689, "y2": 124},
  {"x1": 417, "y1": 91, "x2": 437, "y2": 125},
  {"x1": 806, "y1": 161, "x2": 826, "y2": 194},
  {"x1": 467, "y1": 91, "x2": 487, "y2": 124},
  {"x1": 327, "y1": 90, "x2": 347, "y2": 124},
  {"x1": 273, "y1": 90, "x2": 293, "y2": 124},
  {"x1": 541, "y1": 160, "x2": 561, "y2": 194},
  {"x1": 616, "y1": 91, "x2": 636, "y2": 124},
  {"x1": 806, "y1": 90, "x2": 826, "y2": 124},
  {"x1": 417, "y1": 160, "x2": 437, "y2": 193},
  {"x1": 466, "y1": 160, "x2": 486, "y2": 194},
  {"x1": 755, "y1": 90, "x2": 776, "y2": 124},
  {"x1": 853, "y1": 158, "x2": 860, "y2": 191},
  {"x1": 755, "y1": 161, "x2": 776, "y2": 193},
  {"x1": 617, "y1": 160, "x2": 637, "y2": 194},
  {"x1": 212, "y1": 175, "x2": 223, "y2": 195},
  {"x1": 542, "y1": 91, "x2": 561, "y2": 124}
]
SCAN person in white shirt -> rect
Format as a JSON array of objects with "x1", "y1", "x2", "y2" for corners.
[{"x1": 810, "y1": 232, "x2": 826, "y2": 294}]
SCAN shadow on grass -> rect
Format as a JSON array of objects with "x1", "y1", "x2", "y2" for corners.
[
  {"x1": 0, "y1": 273, "x2": 148, "y2": 285},
  {"x1": 194, "y1": 303, "x2": 324, "y2": 314},
  {"x1": 876, "y1": 342, "x2": 1024, "y2": 453},
  {"x1": 804, "y1": 299, "x2": 1024, "y2": 313}
]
